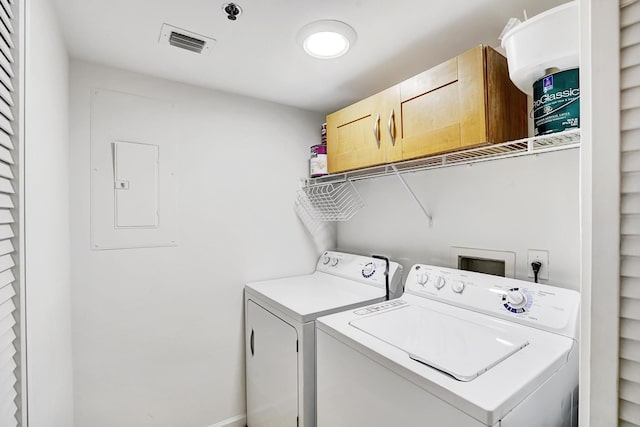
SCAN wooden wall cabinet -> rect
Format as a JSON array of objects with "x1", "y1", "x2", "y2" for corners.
[{"x1": 326, "y1": 45, "x2": 527, "y2": 173}]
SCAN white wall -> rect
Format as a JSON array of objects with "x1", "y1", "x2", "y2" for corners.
[
  {"x1": 24, "y1": 0, "x2": 74, "y2": 425},
  {"x1": 69, "y1": 61, "x2": 326, "y2": 427},
  {"x1": 338, "y1": 149, "x2": 580, "y2": 290}
]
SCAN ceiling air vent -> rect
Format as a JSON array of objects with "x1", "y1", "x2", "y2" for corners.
[
  {"x1": 170, "y1": 32, "x2": 206, "y2": 53},
  {"x1": 159, "y1": 23, "x2": 216, "y2": 55}
]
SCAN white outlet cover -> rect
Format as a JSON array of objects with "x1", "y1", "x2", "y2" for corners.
[{"x1": 527, "y1": 249, "x2": 549, "y2": 280}]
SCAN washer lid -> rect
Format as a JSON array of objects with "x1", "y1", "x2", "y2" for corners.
[{"x1": 350, "y1": 305, "x2": 529, "y2": 381}]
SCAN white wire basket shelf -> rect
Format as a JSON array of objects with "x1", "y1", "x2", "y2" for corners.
[
  {"x1": 305, "y1": 129, "x2": 581, "y2": 186},
  {"x1": 298, "y1": 129, "x2": 580, "y2": 223},
  {"x1": 297, "y1": 180, "x2": 364, "y2": 222}
]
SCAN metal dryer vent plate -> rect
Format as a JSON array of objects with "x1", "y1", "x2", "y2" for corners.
[{"x1": 158, "y1": 23, "x2": 216, "y2": 54}]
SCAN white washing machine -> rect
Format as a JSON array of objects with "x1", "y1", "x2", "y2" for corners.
[
  {"x1": 244, "y1": 251, "x2": 403, "y2": 427},
  {"x1": 316, "y1": 264, "x2": 579, "y2": 427}
]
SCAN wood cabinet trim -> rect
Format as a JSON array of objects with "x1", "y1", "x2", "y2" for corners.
[
  {"x1": 400, "y1": 56, "x2": 458, "y2": 102},
  {"x1": 336, "y1": 114, "x2": 373, "y2": 129},
  {"x1": 457, "y1": 45, "x2": 488, "y2": 147}
]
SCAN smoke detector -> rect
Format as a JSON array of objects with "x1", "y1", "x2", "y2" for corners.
[{"x1": 159, "y1": 23, "x2": 216, "y2": 54}]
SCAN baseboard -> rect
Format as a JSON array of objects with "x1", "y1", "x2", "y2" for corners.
[{"x1": 208, "y1": 414, "x2": 246, "y2": 427}]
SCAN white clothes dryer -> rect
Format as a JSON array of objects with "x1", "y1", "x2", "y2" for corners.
[
  {"x1": 244, "y1": 251, "x2": 403, "y2": 427},
  {"x1": 316, "y1": 264, "x2": 579, "y2": 427}
]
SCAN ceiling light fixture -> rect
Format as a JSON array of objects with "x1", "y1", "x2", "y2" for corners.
[{"x1": 297, "y1": 20, "x2": 357, "y2": 59}]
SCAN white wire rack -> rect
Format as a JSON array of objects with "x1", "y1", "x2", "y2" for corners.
[
  {"x1": 305, "y1": 129, "x2": 581, "y2": 186},
  {"x1": 294, "y1": 197, "x2": 325, "y2": 234},
  {"x1": 300, "y1": 129, "x2": 581, "y2": 222},
  {"x1": 296, "y1": 180, "x2": 364, "y2": 221}
]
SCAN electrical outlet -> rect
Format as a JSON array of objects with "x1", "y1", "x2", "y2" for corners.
[{"x1": 527, "y1": 249, "x2": 549, "y2": 280}]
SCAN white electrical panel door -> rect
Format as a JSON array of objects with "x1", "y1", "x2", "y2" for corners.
[
  {"x1": 114, "y1": 141, "x2": 159, "y2": 228},
  {"x1": 90, "y1": 89, "x2": 177, "y2": 249},
  {"x1": 246, "y1": 300, "x2": 299, "y2": 427}
]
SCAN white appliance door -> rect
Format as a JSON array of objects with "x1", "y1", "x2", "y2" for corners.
[{"x1": 246, "y1": 300, "x2": 299, "y2": 427}]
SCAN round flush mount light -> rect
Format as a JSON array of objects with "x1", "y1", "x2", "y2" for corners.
[{"x1": 297, "y1": 20, "x2": 357, "y2": 59}]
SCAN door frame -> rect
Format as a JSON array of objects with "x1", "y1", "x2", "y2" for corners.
[{"x1": 578, "y1": 0, "x2": 621, "y2": 425}]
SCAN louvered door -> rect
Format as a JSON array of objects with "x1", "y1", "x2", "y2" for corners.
[
  {"x1": 620, "y1": 0, "x2": 640, "y2": 426},
  {"x1": 0, "y1": 0, "x2": 18, "y2": 425}
]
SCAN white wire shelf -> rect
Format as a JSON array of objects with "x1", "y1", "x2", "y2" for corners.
[
  {"x1": 296, "y1": 180, "x2": 365, "y2": 222},
  {"x1": 304, "y1": 129, "x2": 581, "y2": 186},
  {"x1": 297, "y1": 129, "x2": 580, "y2": 223}
]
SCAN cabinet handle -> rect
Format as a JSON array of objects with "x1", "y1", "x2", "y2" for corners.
[
  {"x1": 388, "y1": 109, "x2": 396, "y2": 146},
  {"x1": 250, "y1": 329, "x2": 255, "y2": 356},
  {"x1": 373, "y1": 113, "x2": 381, "y2": 148}
]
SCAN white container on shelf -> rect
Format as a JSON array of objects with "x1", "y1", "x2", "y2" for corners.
[{"x1": 501, "y1": 1, "x2": 579, "y2": 96}]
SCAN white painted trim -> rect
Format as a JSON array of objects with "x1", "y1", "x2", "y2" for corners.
[
  {"x1": 579, "y1": 0, "x2": 621, "y2": 426},
  {"x1": 208, "y1": 414, "x2": 246, "y2": 427},
  {"x1": 18, "y1": 0, "x2": 28, "y2": 424}
]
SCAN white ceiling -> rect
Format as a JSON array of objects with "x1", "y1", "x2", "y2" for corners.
[{"x1": 53, "y1": 0, "x2": 566, "y2": 113}]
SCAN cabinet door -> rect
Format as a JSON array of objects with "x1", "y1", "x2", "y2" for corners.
[
  {"x1": 246, "y1": 300, "x2": 298, "y2": 427},
  {"x1": 399, "y1": 46, "x2": 487, "y2": 160},
  {"x1": 327, "y1": 92, "x2": 387, "y2": 173},
  {"x1": 381, "y1": 86, "x2": 402, "y2": 164}
]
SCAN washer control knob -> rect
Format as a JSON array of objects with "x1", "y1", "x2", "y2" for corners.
[
  {"x1": 417, "y1": 272, "x2": 429, "y2": 286},
  {"x1": 322, "y1": 255, "x2": 331, "y2": 265},
  {"x1": 434, "y1": 276, "x2": 446, "y2": 290},
  {"x1": 452, "y1": 281, "x2": 465, "y2": 294},
  {"x1": 507, "y1": 290, "x2": 526, "y2": 307},
  {"x1": 331, "y1": 258, "x2": 340, "y2": 267},
  {"x1": 362, "y1": 262, "x2": 376, "y2": 278}
]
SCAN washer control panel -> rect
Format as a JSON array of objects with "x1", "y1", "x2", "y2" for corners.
[
  {"x1": 316, "y1": 251, "x2": 405, "y2": 299},
  {"x1": 354, "y1": 299, "x2": 406, "y2": 315},
  {"x1": 405, "y1": 264, "x2": 579, "y2": 336}
]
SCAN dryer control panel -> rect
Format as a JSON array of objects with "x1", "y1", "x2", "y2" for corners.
[
  {"x1": 316, "y1": 251, "x2": 405, "y2": 300},
  {"x1": 405, "y1": 264, "x2": 579, "y2": 338}
]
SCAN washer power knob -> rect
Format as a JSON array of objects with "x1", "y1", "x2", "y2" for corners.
[
  {"x1": 452, "y1": 281, "x2": 465, "y2": 294},
  {"x1": 507, "y1": 290, "x2": 526, "y2": 307},
  {"x1": 331, "y1": 258, "x2": 340, "y2": 267},
  {"x1": 417, "y1": 272, "x2": 429, "y2": 286},
  {"x1": 322, "y1": 255, "x2": 331, "y2": 265},
  {"x1": 434, "y1": 276, "x2": 446, "y2": 290}
]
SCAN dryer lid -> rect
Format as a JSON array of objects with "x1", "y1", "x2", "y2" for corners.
[
  {"x1": 246, "y1": 272, "x2": 385, "y2": 323},
  {"x1": 349, "y1": 304, "x2": 529, "y2": 381}
]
